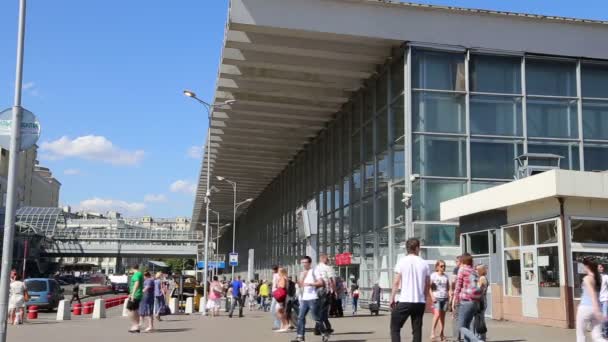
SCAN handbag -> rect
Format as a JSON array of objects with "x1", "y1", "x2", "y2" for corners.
[
  {"x1": 126, "y1": 298, "x2": 138, "y2": 311},
  {"x1": 273, "y1": 287, "x2": 287, "y2": 302}
]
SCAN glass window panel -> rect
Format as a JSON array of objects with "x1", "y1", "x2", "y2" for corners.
[
  {"x1": 376, "y1": 72, "x2": 388, "y2": 110},
  {"x1": 471, "y1": 140, "x2": 522, "y2": 179},
  {"x1": 343, "y1": 177, "x2": 350, "y2": 206},
  {"x1": 571, "y1": 219, "x2": 608, "y2": 244},
  {"x1": 413, "y1": 135, "x2": 466, "y2": 177},
  {"x1": 393, "y1": 145, "x2": 405, "y2": 180},
  {"x1": 504, "y1": 226, "x2": 520, "y2": 248},
  {"x1": 470, "y1": 54, "x2": 522, "y2": 94},
  {"x1": 413, "y1": 91, "x2": 466, "y2": 134},
  {"x1": 352, "y1": 132, "x2": 361, "y2": 167},
  {"x1": 526, "y1": 59, "x2": 576, "y2": 97},
  {"x1": 334, "y1": 211, "x2": 341, "y2": 254},
  {"x1": 584, "y1": 145, "x2": 608, "y2": 172},
  {"x1": 469, "y1": 231, "x2": 490, "y2": 255},
  {"x1": 527, "y1": 142, "x2": 580, "y2": 170},
  {"x1": 583, "y1": 100, "x2": 608, "y2": 140},
  {"x1": 527, "y1": 98, "x2": 578, "y2": 139},
  {"x1": 334, "y1": 183, "x2": 341, "y2": 210},
  {"x1": 505, "y1": 250, "x2": 522, "y2": 296},
  {"x1": 392, "y1": 182, "x2": 406, "y2": 224},
  {"x1": 538, "y1": 246, "x2": 560, "y2": 297},
  {"x1": 471, "y1": 181, "x2": 507, "y2": 193},
  {"x1": 391, "y1": 55, "x2": 404, "y2": 97},
  {"x1": 412, "y1": 179, "x2": 467, "y2": 221},
  {"x1": 343, "y1": 206, "x2": 350, "y2": 239},
  {"x1": 470, "y1": 95, "x2": 523, "y2": 136},
  {"x1": 376, "y1": 109, "x2": 388, "y2": 154},
  {"x1": 364, "y1": 88, "x2": 374, "y2": 123},
  {"x1": 352, "y1": 202, "x2": 361, "y2": 235},
  {"x1": 412, "y1": 49, "x2": 465, "y2": 91},
  {"x1": 521, "y1": 224, "x2": 535, "y2": 246},
  {"x1": 376, "y1": 191, "x2": 389, "y2": 230},
  {"x1": 362, "y1": 197, "x2": 373, "y2": 232},
  {"x1": 363, "y1": 124, "x2": 373, "y2": 161},
  {"x1": 392, "y1": 96, "x2": 405, "y2": 143},
  {"x1": 537, "y1": 220, "x2": 558, "y2": 245},
  {"x1": 377, "y1": 152, "x2": 390, "y2": 190},
  {"x1": 573, "y1": 252, "x2": 608, "y2": 298},
  {"x1": 364, "y1": 161, "x2": 375, "y2": 196},
  {"x1": 413, "y1": 224, "x2": 458, "y2": 247},
  {"x1": 352, "y1": 170, "x2": 361, "y2": 202},
  {"x1": 582, "y1": 63, "x2": 608, "y2": 98},
  {"x1": 352, "y1": 97, "x2": 362, "y2": 132}
]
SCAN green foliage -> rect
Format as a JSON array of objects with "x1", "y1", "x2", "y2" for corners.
[{"x1": 160, "y1": 258, "x2": 195, "y2": 273}]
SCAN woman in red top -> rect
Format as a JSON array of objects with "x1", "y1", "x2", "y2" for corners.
[
  {"x1": 275, "y1": 268, "x2": 290, "y2": 332},
  {"x1": 451, "y1": 254, "x2": 482, "y2": 342}
]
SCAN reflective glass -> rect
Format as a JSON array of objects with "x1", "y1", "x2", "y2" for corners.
[
  {"x1": 471, "y1": 181, "x2": 506, "y2": 193},
  {"x1": 391, "y1": 55, "x2": 404, "y2": 97},
  {"x1": 413, "y1": 91, "x2": 466, "y2": 133},
  {"x1": 412, "y1": 49, "x2": 465, "y2": 91},
  {"x1": 470, "y1": 95, "x2": 522, "y2": 136},
  {"x1": 527, "y1": 98, "x2": 578, "y2": 138},
  {"x1": 392, "y1": 182, "x2": 406, "y2": 223},
  {"x1": 470, "y1": 54, "x2": 521, "y2": 94},
  {"x1": 343, "y1": 177, "x2": 350, "y2": 206},
  {"x1": 471, "y1": 141, "x2": 522, "y2": 179},
  {"x1": 583, "y1": 100, "x2": 608, "y2": 140},
  {"x1": 393, "y1": 145, "x2": 405, "y2": 180},
  {"x1": 362, "y1": 197, "x2": 373, "y2": 232},
  {"x1": 364, "y1": 88, "x2": 374, "y2": 123},
  {"x1": 377, "y1": 152, "x2": 390, "y2": 190},
  {"x1": 352, "y1": 132, "x2": 361, "y2": 167},
  {"x1": 527, "y1": 142, "x2": 580, "y2": 170},
  {"x1": 352, "y1": 170, "x2": 361, "y2": 201},
  {"x1": 363, "y1": 124, "x2": 373, "y2": 161},
  {"x1": 413, "y1": 135, "x2": 466, "y2": 177},
  {"x1": 352, "y1": 202, "x2": 361, "y2": 234},
  {"x1": 376, "y1": 72, "x2": 388, "y2": 110},
  {"x1": 412, "y1": 179, "x2": 467, "y2": 221},
  {"x1": 376, "y1": 192, "x2": 389, "y2": 230},
  {"x1": 352, "y1": 98, "x2": 361, "y2": 132},
  {"x1": 582, "y1": 63, "x2": 608, "y2": 98},
  {"x1": 392, "y1": 96, "x2": 405, "y2": 143},
  {"x1": 526, "y1": 59, "x2": 577, "y2": 96},
  {"x1": 584, "y1": 145, "x2": 608, "y2": 172},
  {"x1": 413, "y1": 224, "x2": 458, "y2": 246},
  {"x1": 364, "y1": 161, "x2": 375, "y2": 196},
  {"x1": 343, "y1": 206, "x2": 350, "y2": 239},
  {"x1": 376, "y1": 110, "x2": 388, "y2": 154}
]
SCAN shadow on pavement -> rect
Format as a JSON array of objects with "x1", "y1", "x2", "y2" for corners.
[
  {"x1": 331, "y1": 331, "x2": 374, "y2": 336},
  {"x1": 153, "y1": 328, "x2": 192, "y2": 333}
]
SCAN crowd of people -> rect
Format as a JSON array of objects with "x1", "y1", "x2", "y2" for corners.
[{"x1": 125, "y1": 265, "x2": 171, "y2": 333}]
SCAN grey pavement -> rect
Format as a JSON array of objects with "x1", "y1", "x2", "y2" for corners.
[{"x1": 8, "y1": 307, "x2": 577, "y2": 342}]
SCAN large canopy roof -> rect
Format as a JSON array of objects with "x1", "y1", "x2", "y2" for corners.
[
  {"x1": 192, "y1": 0, "x2": 608, "y2": 228},
  {"x1": 16, "y1": 207, "x2": 66, "y2": 238}
]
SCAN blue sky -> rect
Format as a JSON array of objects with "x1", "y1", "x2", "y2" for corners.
[{"x1": 0, "y1": 1, "x2": 605, "y2": 218}]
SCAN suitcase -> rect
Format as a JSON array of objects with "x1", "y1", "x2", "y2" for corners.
[{"x1": 369, "y1": 303, "x2": 380, "y2": 315}]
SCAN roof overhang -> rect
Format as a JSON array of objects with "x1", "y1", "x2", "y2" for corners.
[
  {"x1": 193, "y1": 0, "x2": 608, "y2": 229},
  {"x1": 440, "y1": 170, "x2": 608, "y2": 222}
]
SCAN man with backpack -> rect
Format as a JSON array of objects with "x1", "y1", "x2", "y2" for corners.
[{"x1": 291, "y1": 256, "x2": 329, "y2": 342}]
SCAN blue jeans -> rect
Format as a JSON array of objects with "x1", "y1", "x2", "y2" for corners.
[
  {"x1": 458, "y1": 301, "x2": 479, "y2": 342},
  {"x1": 602, "y1": 301, "x2": 608, "y2": 317},
  {"x1": 296, "y1": 299, "x2": 322, "y2": 338},
  {"x1": 270, "y1": 297, "x2": 280, "y2": 328}
]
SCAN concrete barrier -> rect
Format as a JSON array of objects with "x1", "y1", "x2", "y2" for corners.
[
  {"x1": 185, "y1": 297, "x2": 194, "y2": 314},
  {"x1": 92, "y1": 299, "x2": 106, "y2": 319},
  {"x1": 199, "y1": 297, "x2": 207, "y2": 314},
  {"x1": 169, "y1": 298, "x2": 178, "y2": 314},
  {"x1": 56, "y1": 300, "x2": 71, "y2": 321}
]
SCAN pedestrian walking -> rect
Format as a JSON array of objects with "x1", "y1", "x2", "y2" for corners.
[
  {"x1": 389, "y1": 238, "x2": 430, "y2": 342},
  {"x1": 453, "y1": 254, "x2": 484, "y2": 342},
  {"x1": 370, "y1": 282, "x2": 382, "y2": 315},
  {"x1": 274, "y1": 268, "x2": 290, "y2": 332},
  {"x1": 8, "y1": 274, "x2": 28, "y2": 325},
  {"x1": 260, "y1": 280, "x2": 270, "y2": 311},
  {"x1": 430, "y1": 260, "x2": 450, "y2": 341},
  {"x1": 70, "y1": 282, "x2": 82, "y2": 305},
  {"x1": 207, "y1": 276, "x2": 223, "y2": 317},
  {"x1": 271, "y1": 265, "x2": 281, "y2": 330},
  {"x1": 450, "y1": 255, "x2": 462, "y2": 342},
  {"x1": 598, "y1": 264, "x2": 608, "y2": 318},
  {"x1": 335, "y1": 277, "x2": 345, "y2": 317},
  {"x1": 291, "y1": 256, "x2": 329, "y2": 342},
  {"x1": 473, "y1": 265, "x2": 489, "y2": 341},
  {"x1": 315, "y1": 254, "x2": 335, "y2": 335},
  {"x1": 352, "y1": 285, "x2": 360, "y2": 315},
  {"x1": 229, "y1": 275, "x2": 245, "y2": 318},
  {"x1": 127, "y1": 265, "x2": 143, "y2": 333},
  {"x1": 576, "y1": 257, "x2": 606, "y2": 342},
  {"x1": 153, "y1": 272, "x2": 167, "y2": 321},
  {"x1": 248, "y1": 280, "x2": 257, "y2": 311},
  {"x1": 139, "y1": 271, "x2": 155, "y2": 332},
  {"x1": 286, "y1": 275, "x2": 299, "y2": 329}
]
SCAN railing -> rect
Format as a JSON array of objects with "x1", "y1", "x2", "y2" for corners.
[{"x1": 53, "y1": 229, "x2": 203, "y2": 242}]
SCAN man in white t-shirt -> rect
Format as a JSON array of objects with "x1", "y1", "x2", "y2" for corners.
[
  {"x1": 292, "y1": 256, "x2": 329, "y2": 342},
  {"x1": 390, "y1": 238, "x2": 430, "y2": 342},
  {"x1": 599, "y1": 264, "x2": 608, "y2": 317}
]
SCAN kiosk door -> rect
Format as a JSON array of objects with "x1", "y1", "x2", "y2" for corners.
[{"x1": 521, "y1": 247, "x2": 539, "y2": 318}]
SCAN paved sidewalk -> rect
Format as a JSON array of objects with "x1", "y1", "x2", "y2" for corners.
[{"x1": 8, "y1": 308, "x2": 577, "y2": 341}]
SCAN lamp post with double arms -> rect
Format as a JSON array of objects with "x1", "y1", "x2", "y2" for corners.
[{"x1": 183, "y1": 90, "x2": 234, "y2": 316}]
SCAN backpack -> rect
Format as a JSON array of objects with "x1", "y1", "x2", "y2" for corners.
[
  {"x1": 465, "y1": 270, "x2": 483, "y2": 301},
  {"x1": 287, "y1": 280, "x2": 296, "y2": 297}
]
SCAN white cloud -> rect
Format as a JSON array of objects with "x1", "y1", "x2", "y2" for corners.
[
  {"x1": 40, "y1": 135, "x2": 145, "y2": 166},
  {"x1": 170, "y1": 180, "x2": 196, "y2": 195},
  {"x1": 22, "y1": 81, "x2": 40, "y2": 97},
  {"x1": 23, "y1": 82, "x2": 35, "y2": 90},
  {"x1": 144, "y1": 194, "x2": 167, "y2": 203},
  {"x1": 63, "y1": 168, "x2": 81, "y2": 175},
  {"x1": 76, "y1": 197, "x2": 146, "y2": 215},
  {"x1": 187, "y1": 145, "x2": 204, "y2": 159}
]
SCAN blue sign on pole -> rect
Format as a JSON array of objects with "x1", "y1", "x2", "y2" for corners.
[
  {"x1": 229, "y1": 253, "x2": 238, "y2": 267},
  {"x1": 197, "y1": 261, "x2": 226, "y2": 269}
]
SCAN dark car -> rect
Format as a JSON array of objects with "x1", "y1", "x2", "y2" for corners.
[
  {"x1": 25, "y1": 278, "x2": 65, "y2": 310},
  {"x1": 112, "y1": 282, "x2": 129, "y2": 294}
]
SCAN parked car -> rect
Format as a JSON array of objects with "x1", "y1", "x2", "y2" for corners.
[
  {"x1": 112, "y1": 282, "x2": 129, "y2": 294},
  {"x1": 25, "y1": 278, "x2": 65, "y2": 311}
]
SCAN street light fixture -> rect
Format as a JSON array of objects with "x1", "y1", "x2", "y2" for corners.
[
  {"x1": 216, "y1": 175, "x2": 254, "y2": 280},
  {"x1": 183, "y1": 89, "x2": 234, "y2": 316}
]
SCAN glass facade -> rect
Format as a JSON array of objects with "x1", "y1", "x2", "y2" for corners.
[{"x1": 230, "y1": 45, "x2": 608, "y2": 291}]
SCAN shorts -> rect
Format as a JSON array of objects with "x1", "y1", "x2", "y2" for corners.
[{"x1": 433, "y1": 299, "x2": 448, "y2": 312}]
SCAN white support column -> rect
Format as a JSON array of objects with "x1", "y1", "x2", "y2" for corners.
[
  {"x1": 56, "y1": 300, "x2": 71, "y2": 321},
  {"x1": 92, "y1": 299, "x2": 106, "y2": 319},
  {"x1": 185, "y1": 297, "x2": 194, "y2": 314},
  {"x1": 169, "y1": 297, "x2": 178, "y2": 314}
]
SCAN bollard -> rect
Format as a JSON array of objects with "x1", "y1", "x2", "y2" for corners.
[
  {"x1": 82, "y1": 301, "x2": 94, "y2": 315},
  {"x1": 168, "y1": 297, "x2": 178, "y2": 314},
  {"x1": 27, "y1": 306, "x2": 38, "y2": 320},
  {"x1": 185, "y1": 297, "x2": 194, "y2": 314},
  {"x1": 56, "y1": 300, "x2": 71, "y2": 321},
  {"x1": 122, "y1": 298, "x2": 129, "y2": 317},
  {"x1": 199, "y1": 297, "x2": 207, "y2": 314},
  {"x1": 73, "y1": 303, "x2": 82, "y2": 316},
  {"x1": 93, "y1": 299, "x2": 106, "y2": 319}
]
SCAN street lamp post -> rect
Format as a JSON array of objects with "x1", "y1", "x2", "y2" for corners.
[
  {"x1": 183, "y1": 90, "x2": 234, "y2": 316},
  {"x1": 216, "y1": 176, "x2": 252, "y2": 280},
  {"x1": 210, "y1": 210, "x2": 220, "y2": 278}
]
